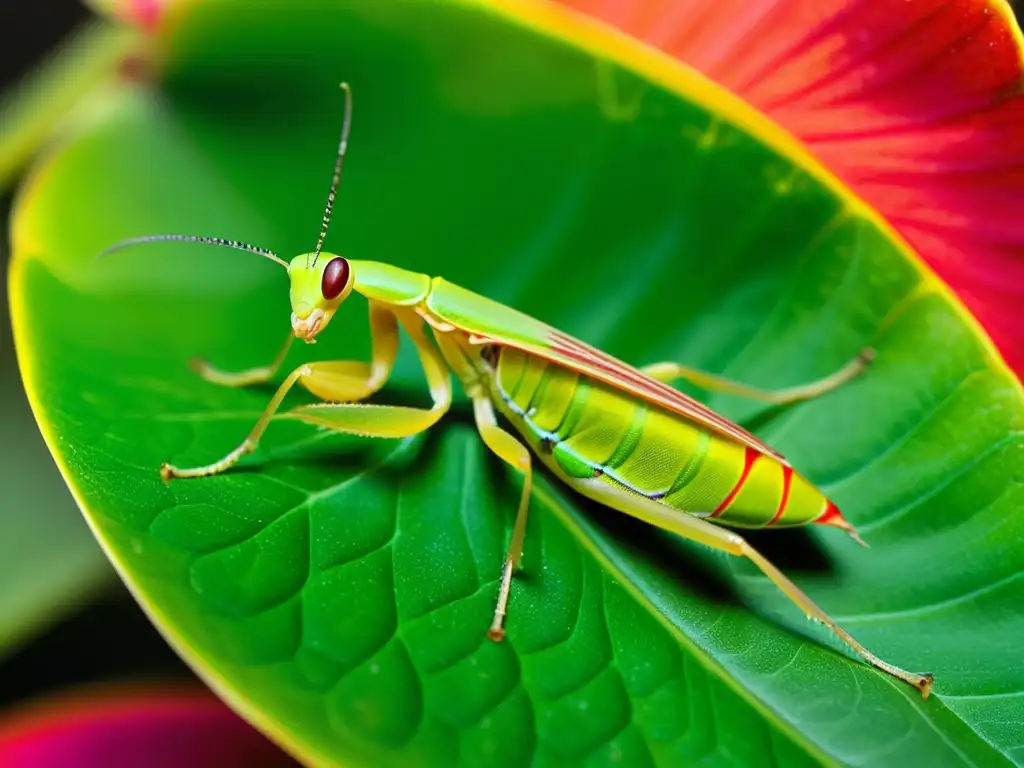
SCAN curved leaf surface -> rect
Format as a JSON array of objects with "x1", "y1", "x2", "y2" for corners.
[{"x1": 10, "y1": 1, "x2": 1024, "y2": 766}]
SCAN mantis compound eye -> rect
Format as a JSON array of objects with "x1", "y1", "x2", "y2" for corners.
[{"x1": 321, "y1": 257, "x2": 350, "y2": 300}]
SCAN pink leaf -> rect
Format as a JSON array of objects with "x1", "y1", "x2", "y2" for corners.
[
  {"x1": 559, "y1": 0, "x2": 1024, "y2": 376},
  {"x1": 0, "y1": 684, "x2": 294, "y2": 767}
]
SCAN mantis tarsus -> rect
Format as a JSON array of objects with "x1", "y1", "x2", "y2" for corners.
[{"x1": 99, "y1": 82, "x2": 934, "y2": 699}]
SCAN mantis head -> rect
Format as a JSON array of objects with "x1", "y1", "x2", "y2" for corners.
[
  {"x1": 95, "y1": 83, "x2": 356, "y2": 345},
  {"x1": 287, "y1": 252, "x2": 354, "y2": 342}
]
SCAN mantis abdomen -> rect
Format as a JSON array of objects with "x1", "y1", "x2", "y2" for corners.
[{"x1": 490, "y1": 346, "x2": 836, "y2": 531}]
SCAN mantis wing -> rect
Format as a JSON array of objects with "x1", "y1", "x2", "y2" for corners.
[{"x1": 424, "y1": 277, "x2": 789, "y2": 466}]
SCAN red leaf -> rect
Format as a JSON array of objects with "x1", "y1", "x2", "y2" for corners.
[{"x1": 559, "y1": 0, "x2": 1024, "y2": 376}]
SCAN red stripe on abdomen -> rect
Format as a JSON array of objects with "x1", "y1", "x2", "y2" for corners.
[
  {"x1": 817, "y1": 500, "x2": 844, "y2": 527},
  {"x1": 710, "y1": 446, "x2": 758, "y2": 518},
  {"x1": 767, "y1": 465, "x2": 794, "y2": 526}
]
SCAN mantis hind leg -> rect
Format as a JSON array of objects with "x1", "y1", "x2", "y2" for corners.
[
  {"x1": 573, "y1": 477, "x2": 934, "y2": 698},
  {"x1": 640, "y1": 348, "x2": 874, "y2": 405},
  {"x1": 161, "y1": 307, "x2": 447, "y2": 480}
]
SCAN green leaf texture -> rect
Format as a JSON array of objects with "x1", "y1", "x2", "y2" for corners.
[
  {"x1": 0, "y1": 267, "x2": 111, "y2": 656},
  {"x1": 9, "y1": 1, "x2": 1023, "y2": 765}
]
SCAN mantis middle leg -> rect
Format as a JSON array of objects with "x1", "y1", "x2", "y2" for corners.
[
  {"x1": 429, "y1": 330, "x2": 534, "y2": 642},
  {"x1": 472, "y1": 395, "x2": 534, "y2": 642},
  {"x1": 161, "y1": 306, "x2": 450, "y2": 480},
  {"x1": 640, "y1": 348, "x2": 874, "y2": 406}
]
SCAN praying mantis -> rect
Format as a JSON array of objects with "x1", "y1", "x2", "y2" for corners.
[{"x1": 99, "y1": 83, "x2": 934, "y2": 699}]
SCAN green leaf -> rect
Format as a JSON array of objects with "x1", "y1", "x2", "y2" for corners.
[{"x1": 9, "y1": 0, "x2": 1023, "y2": 765}]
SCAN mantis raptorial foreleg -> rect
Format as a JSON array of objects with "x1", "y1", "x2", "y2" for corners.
[
  {"x1": 640, "y1": 348, "x2": 874, "y2": 405},
  {"x1": 283, "y1": 310, "x2": 451, "y2": 434},
  {"x1": 296, "y1": 302, "x2": 399, "y2": 403},
  {"x1": 576, "y1": 476, "x2": 934, "y2": 697},
  {"x1": 191, "y1": 301, "x2": 399, "y2": 393},
  {"x1": 191, "y1": 333, "x2": 295, "y2": 387},
  {"x1": 160, "y1": 307, "x2": 448, "y2": 480}
]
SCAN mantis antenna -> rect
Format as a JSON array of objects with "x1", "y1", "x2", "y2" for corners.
[
  {"x1": 96, "y1": 234, "x2": 289, "y2": 269},
  {"x1": 309, "y1": 81, "x2": 353, "y2": 270},
  {"x1": 97, "y1": 82, "x2": 353, "y2": 272}
]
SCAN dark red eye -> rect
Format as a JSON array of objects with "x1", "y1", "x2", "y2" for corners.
[{"x1": 321, "y1": 257, "x2": 350, "y2": 300}]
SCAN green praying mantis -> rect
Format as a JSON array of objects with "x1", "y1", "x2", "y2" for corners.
[{"x1": 100, "y1": 83, "x2": 934, "y2": 699}]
